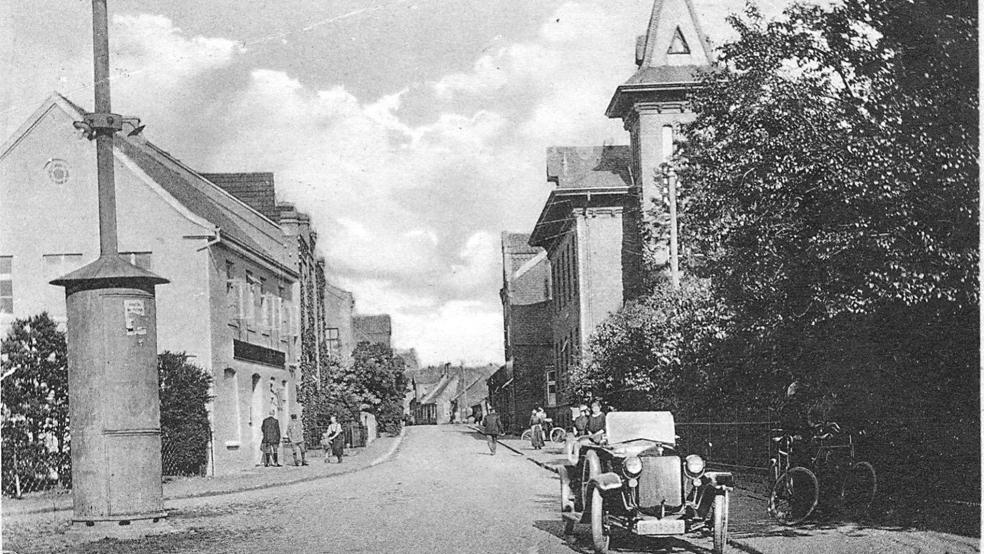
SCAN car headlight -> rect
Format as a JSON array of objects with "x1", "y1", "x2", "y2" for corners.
[
  {"x1": 623, "y1": 456, "x2": 643, "y2": 476},
  {"x1": 685, "y1": 454, "x2": 705, "y2": 476}
]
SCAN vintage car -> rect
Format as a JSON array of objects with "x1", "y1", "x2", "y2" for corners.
[{"x1": 558, "y1": 411, "x2": 734, "y2": 554}]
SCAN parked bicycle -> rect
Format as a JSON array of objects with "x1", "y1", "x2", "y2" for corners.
[
  {"x1": 521, "y1": 418, "x2": 567, "y2": 444},
  {"x1": 767, "y1": 422, "x2": 877, "y2": 525}
]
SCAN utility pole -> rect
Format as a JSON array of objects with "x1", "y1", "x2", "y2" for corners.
[
  {"x1": 660, "y1": 163, "x2": 681, "y2": 289},
  {"x1": 52, "y1": 0, "x2": 170, "y2": 537}
]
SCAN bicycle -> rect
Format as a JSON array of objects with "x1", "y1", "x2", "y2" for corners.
[
  {"x1": 521, "y1": 419, "x2": 568, "y2": 444},
  {"x1": 767, "y1": 423, "x2": 877, "y2": 525}
]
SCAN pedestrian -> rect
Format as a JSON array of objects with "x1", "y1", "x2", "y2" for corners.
[
  {"x1": 321, "y1": 415, "x2": 344, "y2": 464},
  {"x1": 585, "y1": 399, "x2": 607, "y2": 444},
  {"x1": 286, "y1": 413, "x2": 308, "y2": 466},
  {"x1": 573, "y1": 403, "x2": 590, "y2": 437},
  {"x1": 481, "y1": 407, "x2": 503, "y2": 455},
  {"x1": 261, "y1": 410, "x2": 282, "y2": 467},
  {"x1": 531, "y1": 408, "x2": 547, "y2": 449}
]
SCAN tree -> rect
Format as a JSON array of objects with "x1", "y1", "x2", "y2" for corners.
[
  {"x1": 1, "y1": 313, "x2": 70, "y2": 492},
  {"x1": 158, "y1": 352, "x2": 213, "y2": 476},
  {"x1": 673, "y1": 0, "x2": 977, "y2": 518},
  {"x1": 351, "y1": 342, "x2": 407, "y2": 435}
]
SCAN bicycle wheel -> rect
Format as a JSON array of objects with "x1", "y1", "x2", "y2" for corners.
[
  {"x1": 840, "y1": 461, "x2": 876, "y2": 520},
  {"x1": 550, "y1": 427, "x2": 567, "y2": 444},
  {"x1": 769, "y1": 467, "x2": 819, "y2": 525},
  {"x1": 521, "y1": 429, "x2": 532, "y2": 442}
]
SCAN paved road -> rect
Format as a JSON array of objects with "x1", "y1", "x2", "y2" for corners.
[
  {"x1": 3, "y1": 426, "x2": 977, "y2": 553},
  {"x1": 2, "y1": 425, "x2": 723, "y2": 553}
]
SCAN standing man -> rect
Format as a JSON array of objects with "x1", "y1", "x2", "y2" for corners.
[
  {"x1": 261, "y1": 410, "x2": 282, "y2": 467},
  {"x1": 286, "y1": 413, "x2": 307, "y2": 466},
  {"x1": 481, "y1": 407, "x2": 503, "y2": 455}
]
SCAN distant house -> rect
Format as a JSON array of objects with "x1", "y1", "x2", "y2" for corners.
[
  {"x1": 409, "y1": 364, "x2": 495, "y2": 425},
  {"x1": 353, "y1": 314, "x2": 392, "y2": 347}
]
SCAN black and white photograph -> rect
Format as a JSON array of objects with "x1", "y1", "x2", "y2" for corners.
[{"x1": 0, "y1": 0, "x2": 978, "y2": 552}]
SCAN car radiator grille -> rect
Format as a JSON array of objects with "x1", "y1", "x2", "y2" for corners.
[{"x1": 638, "y1": 455, "x2": 682, "y2": 510}]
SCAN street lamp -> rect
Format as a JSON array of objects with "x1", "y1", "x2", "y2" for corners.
[{"x1": 660, "y1": 163, "x2": 681, "y2": 290}]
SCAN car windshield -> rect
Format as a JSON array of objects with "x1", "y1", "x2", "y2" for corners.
[{"x1": 605, "y1": 412, "x2": 675, "y2": 446}]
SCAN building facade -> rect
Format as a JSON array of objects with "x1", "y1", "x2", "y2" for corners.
[
  {"x1": 0, "y1": 94, "x2": 302, "y2": 475},
  {"x1": 529, "y1": 146, "x2": 634, "y2": 427},
  {"x1": 493, "y1": 233, "x2": 553, "y2": 434}
]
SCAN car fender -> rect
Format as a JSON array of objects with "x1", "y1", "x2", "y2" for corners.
[{"x1": 590, "y1": 472, "x2": 623, "y2": 491}]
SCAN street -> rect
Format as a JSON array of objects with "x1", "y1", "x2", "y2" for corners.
[{"x1": 6, "y1": 425, "x2": 977, "y2": 554}]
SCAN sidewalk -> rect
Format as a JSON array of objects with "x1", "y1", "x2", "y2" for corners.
[
  {"x1": 485, "y1": 429, "x2": 980, "y2": 554},
  {"x1": 2, "y1": 431, "x2": 404, "y2": 518}
]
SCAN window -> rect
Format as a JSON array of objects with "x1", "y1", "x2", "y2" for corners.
[
  {"x1": 42, "y1": 254, "x2": 83, "y2": 320},
  {"x1": 661, "y1": 125, "x2": 674, "y2": 165},
  {"x1": 245, "y1": 271, "x2": 257, "y2": 328},
  {"x1": 547, "y1": 370, "x2": 557, "y2": 407},
  {"x1": 570, "y1": 244, "x2": 577, "y2": 301},
  {"x1": 224, "y1": 368, "x2": 242, "y2": 446},
  {"x1": 0, "y1": 256, "x2": 12, "y2": 315},
  {"x1": 259, "y1": 278, "x2": 269, "y2": 332},
  {"x1": 327, "y1": 327, "x2": 340, "y2": 355},
  {"x1": 120, "y1": 251, "x2": 152, "y2": 271}
]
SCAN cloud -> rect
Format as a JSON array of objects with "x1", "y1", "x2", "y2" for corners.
[{"x1": 7, "y1": 2, "x2": 659, "y2": 365}]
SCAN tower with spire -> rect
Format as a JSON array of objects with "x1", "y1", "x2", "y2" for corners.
[{"x1": 606, "y1": 0, "x2": 715, "y2": 297}]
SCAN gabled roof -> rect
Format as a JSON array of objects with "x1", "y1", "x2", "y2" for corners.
[
  {"x1": 420, "y1": 373, "x2": 456, "y2": 404},
  {"x1": 10, "y1": 93, "x2": 296, "y2": 277},
  {"x1": 608, "y1": 0, "x2": 794, "y2": 118},
  {"x1": 530, "y1": 145, "x2": 632, "y2": 249},
  {"x1": 546, "y1": 146, "x2": 633, "y2": 189},
  {"x1": 353, "y1": 314, "x2": 392, "y2": 341},
  {"x1": 201, "y1": 173, "x2": 280, "y2": 223}
]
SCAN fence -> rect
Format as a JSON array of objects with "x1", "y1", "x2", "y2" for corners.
[
  {"x1": 2, "y1": 431, "x2": 211, "y2": 498},
  {"x1": 676, "y1": 414, "x2": 981, "y2": 508}
]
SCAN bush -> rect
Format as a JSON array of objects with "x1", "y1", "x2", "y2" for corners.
[
  {"x1": 1, "y1": 313, "x2": 70, "y2": 494},
  {"x1": 158, "y1": 352, "x2": 213, "y2": 476}
]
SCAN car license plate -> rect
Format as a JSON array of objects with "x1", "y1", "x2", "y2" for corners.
[{"x1": 635, "y1": 517, "x2": 685, "y2": 536}]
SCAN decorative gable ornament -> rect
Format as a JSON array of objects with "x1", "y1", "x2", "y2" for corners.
[{"x1": 667, "y1": 26, "x2": 690, "y2": 54}]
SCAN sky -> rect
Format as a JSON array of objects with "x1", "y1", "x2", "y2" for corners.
[{"x1": 1, "y1": 0, "x2": 764, "y2": 366}]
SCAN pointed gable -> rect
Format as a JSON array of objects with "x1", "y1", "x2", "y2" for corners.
[
  {"x1": 606, "y1": 0, "x2": 719, "y2": 119},
  {"x1": 636, "y1": 0, "x2": 712, "y2": 71}
]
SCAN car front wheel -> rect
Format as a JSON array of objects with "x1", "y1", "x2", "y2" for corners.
[
  {"x1": 712, "y1": 491, "x2": 729, "y2": 554},
  {"x1": 590, "y1": 486, "x2": 610, "y2": 554}
]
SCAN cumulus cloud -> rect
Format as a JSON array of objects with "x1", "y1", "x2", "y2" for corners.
[{"x1": 9, "y1": 2, "x2": 663, "y2": 364}]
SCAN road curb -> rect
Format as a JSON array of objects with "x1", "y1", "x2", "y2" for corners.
[
  {"x1": 470, "y1": 425, "x2": 559, "y2": 474},
  {"x1": 368, "y1": 426, "x2": 406, "y2": 467},
  {"x1": 4, "y1": 430, "x2": 409, "y2": 518}
]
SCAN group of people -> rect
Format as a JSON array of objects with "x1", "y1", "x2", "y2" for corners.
[
  {"x1": 259, "y1": 411, "x2": 347, "y2": 467},
  {"x1": 479, "y1": 399, "x2": 610, "y2": 457}
]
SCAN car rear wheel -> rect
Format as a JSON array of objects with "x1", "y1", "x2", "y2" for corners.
[
  {"x1": 712, "y1": 491, "x2": 730, "y2": 554},
  {"x1": 590, "y1": 486, "x2": 610, "y2": 554},
  {"x1": 558, "y1": 466, "x2": 576, "y2": 535}
]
